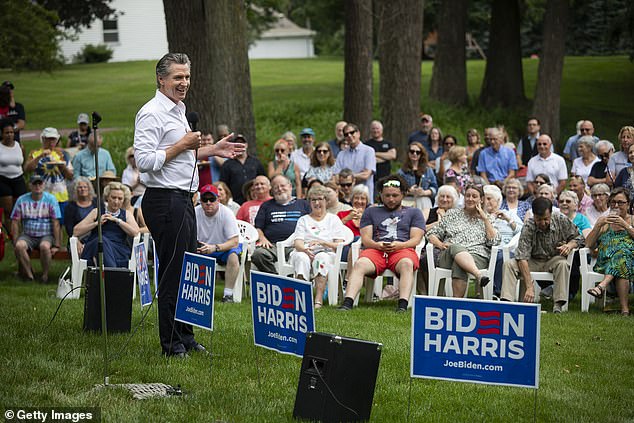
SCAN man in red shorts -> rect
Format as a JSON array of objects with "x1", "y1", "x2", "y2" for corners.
[{"x1": 339, "y1": 174, "x2": 425, "y2": 312}]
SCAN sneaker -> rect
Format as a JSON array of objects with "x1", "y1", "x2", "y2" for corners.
[
  {"x1": 553, "y1": 302, "x2": 563, "y2": 313},
  {"x1": 337, "y1": 304, "x2": 352, "y2": 311},
  {"x1": 395, "y1": 306, "x2": 407, "y2": 313},
  {"x1": 221, "y1": 295, "x2": 234, "y2": 303}
]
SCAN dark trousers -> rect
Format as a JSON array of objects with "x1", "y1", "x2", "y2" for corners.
[{"x1": 143, "y1": 188, "x2": 197, "y2": 355}]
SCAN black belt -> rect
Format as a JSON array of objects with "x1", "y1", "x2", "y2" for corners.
[{"x1": 146, "y1": 187, "x2": 194, "y2": 197}]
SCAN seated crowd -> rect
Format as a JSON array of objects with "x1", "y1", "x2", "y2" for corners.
[{"x1": 1, "y1": 114, "x2": 633, "y2": 315}]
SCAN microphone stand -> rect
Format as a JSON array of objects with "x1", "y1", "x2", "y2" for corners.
[{"x1": 92, "y1": 112, "x2": 109, "y2": 386}]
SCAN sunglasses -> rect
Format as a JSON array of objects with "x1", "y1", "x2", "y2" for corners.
[
  {"x1": 409, "y1": 150, "x2": 421, "y2": 155},
  {"x1": 274, "y1": 149, "x2": 287, "y2": 153},
  {"x1": 316, "y1": 150, "x2": 330, "y2": 154},
  {"x1": 343, "y1": 130, "x2": 357, "y2": 137},
  {"x1": 201, "y1": 196, "x2": 217, "y2": 204},
  {"x1": 339, "y1": 183, "x2": 352, "y2": 187}
]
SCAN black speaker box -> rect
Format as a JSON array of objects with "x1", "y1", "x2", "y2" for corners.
[
  {"x1": 83, "y1": 267, "x2": 134, "y2": 333},
  {"x1": 293, "y1": 332, "x2": 382, "y2": 422}
]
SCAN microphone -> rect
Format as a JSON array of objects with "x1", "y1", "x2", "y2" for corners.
[
  {"x1": 187, "y1": 112, "x2": 199, "y2": 132},
  {"x1": 92, "y1": 111, "x2": 102, "y2": 128}
]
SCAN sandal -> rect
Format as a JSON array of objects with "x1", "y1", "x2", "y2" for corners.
[
  {"x1": 587, "y1": 285, "x2": 604, "y2": 299},
  {"x1": 314, "y1": 302, "x2": 322, "y2": 310}
]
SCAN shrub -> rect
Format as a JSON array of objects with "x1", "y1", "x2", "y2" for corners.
[{"x1": 74, "y1": 44, "x2": 113, "y2": 64}]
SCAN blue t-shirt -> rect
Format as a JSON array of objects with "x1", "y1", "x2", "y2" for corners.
[
  {"x1": 572, "y1": 212, "x2": 591, "y2": 236},
  {"x1": 360, "y1": 205, "x2": 426, "y2": 243},
  {"x1": 254, "y1": 198, "x2": 311, "y2": 243}
]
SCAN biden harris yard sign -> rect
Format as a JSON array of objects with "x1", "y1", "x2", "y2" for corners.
[
  {"x1": 250, "y1": 271, "x2": 315, "y2": 357},
  {"x1": 134, "y1": 243, "x2": 152, "y2": 307},
  {"x1": 174, "y1": 252, "x2": 216, "y2": 331},
  {"x1": 411, "y1": 296, "x2": 540, "y2": 388}
]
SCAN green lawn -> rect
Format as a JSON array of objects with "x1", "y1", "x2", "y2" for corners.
[
  {"x1": 1, "y1": 56, "x2": 634, "y2": 421},
  {"x1": 0, "y1": 243, "x2": 633, "y2": 422}
]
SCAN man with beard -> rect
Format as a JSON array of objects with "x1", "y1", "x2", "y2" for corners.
[
  {"x1": 338, "y1": 174, "x2": 425, "y2": 312},
  {"x1": 251, "y1": 175, "x2": 310, "y2": 274}
]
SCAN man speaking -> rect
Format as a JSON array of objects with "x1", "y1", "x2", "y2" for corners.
[{"x1": 134, "y1": 53, "x2": 244, "y2": 358}]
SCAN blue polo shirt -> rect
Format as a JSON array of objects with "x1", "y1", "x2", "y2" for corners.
[{"x1": 476, "y1": 145, "x2": 518, "y2": 182}]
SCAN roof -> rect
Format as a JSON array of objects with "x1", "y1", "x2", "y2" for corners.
[{"x1": 259, "y1": 11, "x2": 316, "y2": 39}]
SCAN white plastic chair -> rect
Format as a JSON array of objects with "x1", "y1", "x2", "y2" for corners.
[
  {"x1": 276, "y1": 226, "x2": 354, "y2": 306},
  {"x1": 127, "y1": 233, "x2": 144, "y2": 300},
  {"x1": 351, "y1": 238, "x2": 426, "y2": 307},
  {"x1": 579, "y1": 247, "x2": 603, "y2": 312},
  {"x1": 69, "y1": 236, "x2": 87, "y2": 299},
  {"x1": 528, "y1": 250, "x2": 576, "y2": 312},
  {"x1": 234, "y1": 221, "x2": 259, "y2": 303},
  {"x1": 426, "y1": 243, "x2": 495, "y2": 300}
]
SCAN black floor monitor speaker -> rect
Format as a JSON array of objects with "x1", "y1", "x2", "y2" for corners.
[
  {"x1": 293, "y1": 332, "x2": 382, "y2": 422},
  {"x1": 83, "y1": 267, "x2": 134, "y2": 333}
]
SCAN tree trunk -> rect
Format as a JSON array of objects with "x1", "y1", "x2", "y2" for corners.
[
  {"x1": 376, "y1": 0, "x2": 424, "y2": 161},
  {"x1": 532, "y1": 0, "x2": 569, "y2": 144},
  {"x1": 163, "y1": 0, "x2": 256, "y2": 155},
  {"x1": 479, "y1": 0, "x2": 526, "y2": 108},
  {"x1": 343, "y1": 0, "x2": 373, "y2": 138},
  {"x1": 429, "y1": 0, "x2": 468, "y2": 106}
]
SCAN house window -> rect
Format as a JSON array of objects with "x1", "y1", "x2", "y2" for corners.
[{"x1": 103, "y1": 19, "x2": 119, "y2": 43}]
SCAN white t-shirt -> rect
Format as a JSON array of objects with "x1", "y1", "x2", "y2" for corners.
[
  {"x1": 571, "y1": 156, "x2": 600, "y2": 185},
  {"x1": 0, "y1": 142, "x2": 24, "y2": 178},
  {"x1": 293, "y1": 213, "x2": 346, "y2": 253},
  {"x1": 195, "y1": 203, "x2": 239, "y2": 245}
]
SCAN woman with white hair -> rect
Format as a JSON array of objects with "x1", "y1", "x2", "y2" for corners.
[
  {"x1": 426, "y1": 185, "x2": 459, "y2": 230},
  {"x1": 337, "y1": 184, "x2": 370, "y2": 280},
  {"x1": 524, "y1": 183, "x2": 560, "y2": 222},
  {"x1": 558, "y1": 190, "x2": 592, "y2": 238},
  {"x1": 74, "y1": 181, "x2": 140, "y2": 268},
  {"x1": 500, "y1": 178, "x2": 530, "y2": 222},
  {"x1": 571, "y1": 136, "x2": 599, "y2": 185},
  {"x1": 483, "y1": 184, "x2": 522, "y2": 297},
  {"x1": 290, "y1": 185, "x2": 345, "y2": 308},
  {"x1": 585, "y1": 183, "x2": 610, "y2": 226}
]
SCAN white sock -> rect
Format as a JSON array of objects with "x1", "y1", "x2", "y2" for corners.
[{"x1": 224, "y1": 288, "x2": 233, "y2": 297}]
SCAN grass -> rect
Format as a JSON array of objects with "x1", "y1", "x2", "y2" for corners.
[
  {"x1": 0, "y1": 245, "x2": 633, "y2": 422},
  {"x1": 3, "y1": 56, "x2": 633, "y2": 173},
  {"x1": 1, "y1": 56, "x2": 634, "y2": 421}
]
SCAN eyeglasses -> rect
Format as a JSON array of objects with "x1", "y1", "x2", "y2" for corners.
[
  {"x1": 343, "y1": 130, "x2": 357, "y2": 137},
  {"x1": 201, "y1": 196, "x2": 217, "y2": 204},
  {"x1": 559, "y1": 199, "x2": 574, "y2": 204},
  {"x1": 339, "y1": 183, "x2": 352, "y2": 187},
  {"x1": 409, "y1": 150, "x2": 421, "y2": 155},
  {"x1": 420, "y1": 118, "x2": 430, "y2": 123},
  {"x1": 599, "y1": 153, "x2": 610, "y2": 159},
  {"x1": 610, "y1": 200, "x2": 628, "y2": 206},
  {"x1": 310, "y1": 197, "x2": 326, "y2": 202},
  {"x1": 274, "y1": 149, "x2": 286, "y2": 153},
  {"x1": 591, "y1": 193, "x2": 608, "y2": 198},
  {"x1": 316, "y1": 150, "x2": 329, "y2": 154}
]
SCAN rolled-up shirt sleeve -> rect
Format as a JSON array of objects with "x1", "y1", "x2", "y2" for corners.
[{"x1": 134, "y1": 111, "x2": 166, "y2": 172}]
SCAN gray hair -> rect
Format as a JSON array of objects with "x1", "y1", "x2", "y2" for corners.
[
  {"x1": 370, "y1": 120, "x2": 383, "y2": 130},
  {"x1": 437, "y1": 185, "x2": 459, "y2": 205},
  {"x1": 155, "y1": 53, "x2": 190, "y2": 89},
  {"x1": 72, "y1": 176, "x2": 96, "y2": 201},
  {"x1": 590, "y1": 183, "x2": 610, "y2": 195},
  {"x1": 577, "y1": 135, "x2": 596, "y2": 151},
  {"x1": 503, "y1": 177, "x2": 524, "y2": 197},
  {"x1": 558, "y1": 190, "x2": 579, "y2": 205},
  {"x1": 306, "y1": 185, "x2": 329, "y2": 201},
  {"x1": 483, "y1": 184, "x2": 502, "y2": 205},
  {"x1": 537, "y1": 183, "x2": 555, "y2": 197},
  {"x1": 351, "y1": 184, "x2": 370, "y2": 201},
  {"x1": 594, "y1": 139, "x2": 614, "y2": 154}
]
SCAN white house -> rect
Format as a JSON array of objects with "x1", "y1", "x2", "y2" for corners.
[{"x1": 59, "y1": 0, "x2": 315, "y2": 63}]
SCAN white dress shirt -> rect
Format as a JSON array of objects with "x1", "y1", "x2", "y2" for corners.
[{"x1": 134, "y1": 90, "x2": 197, "y2": 191}]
